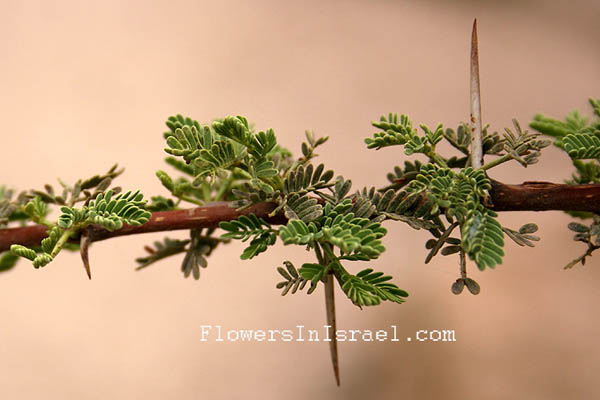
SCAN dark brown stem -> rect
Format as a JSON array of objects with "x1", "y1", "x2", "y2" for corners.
[
  {"x1": 0, "y1": 201, "x2": 286, "y2": 253},
  {"x1": 488, "y1": 180, "x2": 600, "y2": 213},
  {"x1": 2, "y1": 181, "x2": 600, "y2": 253}
]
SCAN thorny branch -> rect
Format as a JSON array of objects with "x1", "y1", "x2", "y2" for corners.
[{"x1": 2, "y1": 181, "x2": 600, "y2": 253}]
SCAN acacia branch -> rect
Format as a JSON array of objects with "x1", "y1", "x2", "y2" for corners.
[
  {"x1": 0, "y1": 202, "x2": 286, "y2": 253},
  {"x1": 1, "y1": 180, "x2": 600, "y2": 253}
]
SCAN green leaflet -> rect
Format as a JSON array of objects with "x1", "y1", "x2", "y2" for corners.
[
  {"x1": 0, "y1": 251, "x2": 19, "y2": 272},
  {"x1": 365, "y1": 114, "x2": 444, "y2": 159},
  {"x1": 212, "y1": 116, "x2": 277, "y2": 158},
  {"x1": 164, "y1": 114, "x2": 202, "y2": 136},
  {"x1": 279, "y1": 219, "x2": 321, "y2": 246},
  {"x1": 58, "y1": 189, "x2": 151, "y2": 231},
  {"x1": 240, "y1": 233, "x2": 277, "y2": 260},
  {"x1": 352, "y1": 186, "x2": 437, "y2": 228},
  {"x1": 283, "y1": 163, "x2": 334, "y2": 195},
  {"x1": 248, "y1": 159, "x2": 278, "y2": 193},
  {"x1": 146, "y1": 196, "x2": 176, "y2": 212},
  {"x1": 321, "y1": 214, "x2": 386, "y2": 258},
  {"x1": 165, "y1": 156, "x2": 195, "y2": 176},
  {"x1": 384, "y1": 160, "x2": 423, "y2": 189},
  {"x1": 212, "y1": 116, "x2": 253, "y2": 149},
  {"x1": 442, "y1": 123, "x2": 503, "y2": 160},
  {"x1": 530, "y1": 99, "x2": 600, "y2": 187},
  {"x1": 250, "y1": 129, "x2": 278, "y2": 158},
  {"x1": 278, "y1": 199, "x2": 387, "y2": 259},
  {"x1": 219, "y1": 214, "x2": 277, "y2": 259},
  {"x1": 563, "y1": 134, "x2": 600, "y2": 160},
  {"x1": 40, "y1": 227, "x2": 61, "y2": 255},
  {"x1": 22, "y1": 196, "x2": 49, "y2": 222},
  {"x1": 365, "y1": 113, "x2": 416, "y2": 150},
  {"x1": 530, "y1": 110, "x2": 594, "y2": 139},
  {"x1": 298, "y1": 262, "x2": 327, "y2": 283},
  {"x1": 10, "y1": 245, "x2": 36, "y2": 261},
  {"x1": 220, "y1": 214, "x2": 272, "y2": 241},
  {"x1": 276, "y1": 261, "x2": 319, "y2": 295},
  {"x1": 405, "y1": 164, "x2": 491, "y2": 220},
  {"x1": 283, "y1": 193, "x2": 323, "y2": 223},
  {"x1": 163, "y1": 115, "x2": 286, "y2": 194},
  {"x1": 10, "y1": 226, "x2": 63, "y2": 268},
  {"x1": 340, "y1": 268, "x2": 408, "y2": 307},
  {"x1": 164, "y1": 125, "x2": 212, "y2": 163},
  {"x1": 299, "y1": 131, "x2": 329, "y2": 163},
  {"x1": 276, "y1": 255, "x2": 408, "y2": 309},
  {"x1": 462, "y1": 208, "x2": 505, "y2": 270},
  {"x1": 58, "y1": 206, "x2": 89, "y2": 229},
  {"x1": 193, "y1": 140, "x2": 242, "y2": 183},
  {"x1": 156, "y1": 170, "x2": 174, "y2": 191}
]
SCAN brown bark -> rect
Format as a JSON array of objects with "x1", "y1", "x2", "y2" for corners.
[
  {"x1": 1, "y1": 181, "x2": 600, "y2": 253},
  {"x1": 489, "y1": 180, "x2": 600, "y2": 213}
]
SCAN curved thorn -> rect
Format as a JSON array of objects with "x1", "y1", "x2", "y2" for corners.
[{"x1": 80, "y1": 229, "x2": 92, "y2": 279}]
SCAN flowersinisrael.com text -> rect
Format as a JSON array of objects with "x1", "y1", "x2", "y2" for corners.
[{"x1": 199, "y1": 325, "x2": 456, "y2": 343}]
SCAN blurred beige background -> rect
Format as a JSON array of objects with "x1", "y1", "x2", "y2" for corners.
[{"x1": 1, "y1": 0, "x2": 599, "y2": 398}]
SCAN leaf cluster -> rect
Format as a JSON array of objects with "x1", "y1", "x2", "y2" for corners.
[
  {"x1": 59, "y1": 190, "x2": 151, "y2": 231},
  {"x1": 11, "y1": 226, "x2": 63, "y2": 268},
  {"x1": 220, "y1": 214, "x2": 277, "y2": 260},
  {"x1": 279, "y1": 200, "x2": 386, "y2": 259},
  {"x1": 299, "y1": 131, "x2": 329, "y2": 164},
  {"x1": 563, "y1": 218, "x2": 600, "y2": 269},
  {"x1": 530, "y1": 98, "x2": 600, "y2": 184},
  {"x1": 0, "y1": 165, "x2": 124, "y2": 229},
  {"x1": 135, "y1": 228, "x2": 226, "y2": 279},
  {"x1": 338, "y1": 268, "x2": 408, "y2": 307},
  {"x1": 503, "y1": 223, "x2": 540, "y2": 248},
  {"x1": 404, "y1": 164, "x2": 491, "y2": 221},
  {"x1": 276, "y1": 261, "x2": 319, "y2": 296},
  {"x1": 364, "y1": 113, "x2": 539, "y2": 287},
  {"x1": 461, "y1": 207, "x2": 504, "y2": 270},
  {"x1": 490, "y1": 119, "x2": 551, "y2": 168},
  {"x1": 365, "y1": 114, "x2": 444, "y2": 160},
  {"x1": 443, "y1": 123, "x2": 503, "y2": 161},
  {"x1": 31, "y1": 164, "x2": 124, "y2": 207}
]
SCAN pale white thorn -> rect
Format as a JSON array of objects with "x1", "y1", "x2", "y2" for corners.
[{"x1": 470, "y1": 18, "x2": 484, "y2": 169}]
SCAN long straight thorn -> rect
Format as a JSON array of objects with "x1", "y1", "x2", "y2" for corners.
[
  {"x1": 470, "y1": 18, "x2": 484, "y2": 169},
  {"x1": 324, "y1": 272, "x2": 340, "y2": 386}
]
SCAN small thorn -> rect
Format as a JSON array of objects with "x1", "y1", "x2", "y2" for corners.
[
  {"x1": 324, "y1": 273, "x2": 340, "y2": 386},
  {"x1": 80, "y1": 230, "x2": 92, "y2": 279}
]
